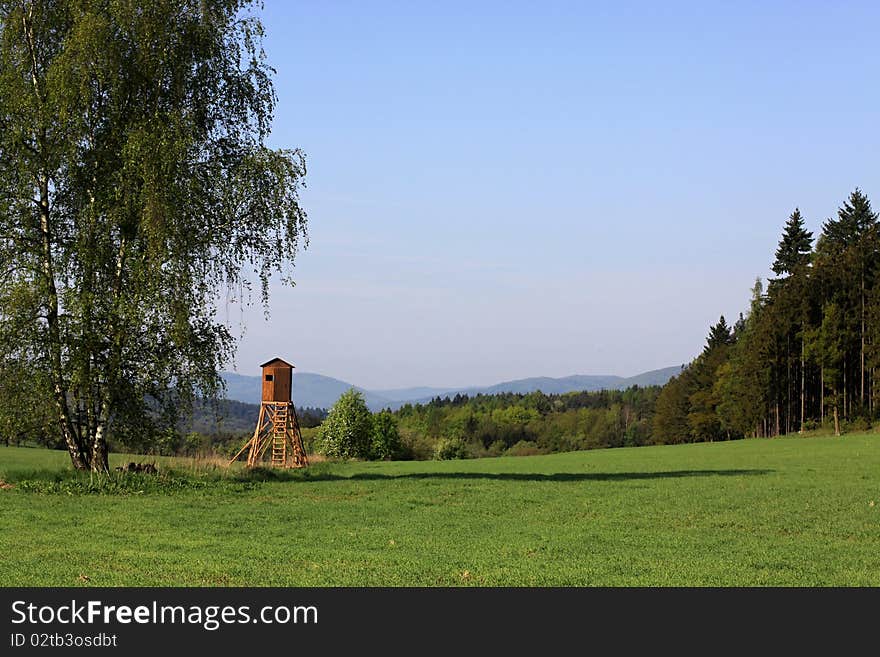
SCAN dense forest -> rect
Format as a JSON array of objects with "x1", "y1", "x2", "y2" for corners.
[
  {"x1": 380, "y1": 387, "x2": 662, "y2": 459},
  {"x1": 653, "y1": 189, "x2": 879, "y2": 443}
]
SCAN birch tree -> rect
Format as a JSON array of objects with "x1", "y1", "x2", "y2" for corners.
[{"x1": 0, "y1": 0, "x2": 307, "y2": 471}]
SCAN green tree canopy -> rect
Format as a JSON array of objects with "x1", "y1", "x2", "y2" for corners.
[
  {"x1": 370, "y1": 410, "x2": 403, "y2": 460},
  {"x1": 316, "y1": 389, "x2": 373, "y2": 460}
]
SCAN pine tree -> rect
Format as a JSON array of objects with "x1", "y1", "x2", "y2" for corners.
[
  {"x1": 716, "y1": 312, "x2": 771, "y2": 439},
  {"x1": 769, "y1": 211, "x2": 814, "y2": 434},
  {"x1": 772, "y1": 209, "x2": 813, "y2": 277},
  {"x1": 688, "y1": 317, "x2": 736, "y2": 440},
  {"x1": 822, "y1": 189, "x2": 878, "y2": 248},
  {"x1": 819, "y1": 189, "x2": 879, "y2": 412},
  {"x1": 733, "y1": 313, "x2": 747, "y2": 339},
  {"x1": 704, "y1": 316, "x2": 733, "y2": 353}
]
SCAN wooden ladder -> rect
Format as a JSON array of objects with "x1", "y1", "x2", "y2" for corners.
[{"x1": 271, "y1": 406, "x2": 288, "y2": 467}]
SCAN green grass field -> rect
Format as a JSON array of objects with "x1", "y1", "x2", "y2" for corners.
[{"x1": 1, "y1": 434, "x2": 879, "y2": 586}]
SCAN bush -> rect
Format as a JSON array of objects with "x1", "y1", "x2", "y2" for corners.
[
  {"x1": 399, "y1": 428, "x2": 431, "y2": 460},
  {"x1": 486, "y1": 440, "x2": 506, "y2": 457},
  {"x1": 316, "y1": 389, "x2": 373, "y2": 459},
  {"x1": 843, "y1": 417, "x2": 871, "y2": 433},
  {"x1": 800, "y1": 419, "x2": 820, "y2": 432},
  {"x1": 505, "y1": 440, "x2": 541, "y2": 457},
  {"x1": 371, "y1": 411, "x2": 404, "y2": 460},
  {"x1": 434, "y1": 437, "x2": 468, "y2": 460}
]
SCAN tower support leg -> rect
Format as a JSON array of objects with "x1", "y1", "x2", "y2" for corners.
[{"x1": 228, "y1": 402, "x2": 309, "y2": 469}]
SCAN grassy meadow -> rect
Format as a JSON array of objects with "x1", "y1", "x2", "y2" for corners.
[{"x1": 1, "y1": 434, "x2": 879, "y2": 586}]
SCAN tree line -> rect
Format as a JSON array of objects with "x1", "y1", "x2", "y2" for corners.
[
  {"x1": 360, "y1": 386, "x2": 662, "y2": 459},
  {"x1": 653, "y1": 189, "x2": 879, "y2": 443}
]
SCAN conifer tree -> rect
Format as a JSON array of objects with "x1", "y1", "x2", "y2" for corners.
[
  {"x1": 819, "y1": 189, "x2": 878, "y2": 411},
  {"x1": 772, "y1": 209, "x2": 813, "y2": 277},
  {"x1": 822, "y1": 189, "x2": 878, "y2": 248},
  {"x1": 705, "y1": 316, "x2": 733, "y2": 353}
]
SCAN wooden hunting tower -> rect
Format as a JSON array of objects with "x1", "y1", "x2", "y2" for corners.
[
  {"x1": 228, "y1": 357, "x2": 309, "y2": 469},
  {"x1": 261, "y1": 357, "x2": 292, "y2": 403}
]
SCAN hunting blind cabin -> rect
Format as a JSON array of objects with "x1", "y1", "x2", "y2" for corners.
[{"x1": 228, "y1": 358, "x2": 309, "y2": 468}]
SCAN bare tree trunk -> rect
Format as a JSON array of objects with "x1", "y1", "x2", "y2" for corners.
[
  {"x1": 800, "y1": 334, "x2": 806, "y2": 433},
  {"x1": 833, "y1": 402, "x2": 840, "y2": 436},
  {"x1": 38, "y1": 176, "x2": 89, "y2": 470},
  {"x1": 821, "y1": 366, "x2": 825, "y2": 426},
  {"x1": 862, "y1": 269, "x2": 866, "y2": 407},
  {"x1": 25, "y1": 17, "x2": 88, "y2": 470},
  {"x1": 775, "y1": 403, "x2": 780, "y2": 437},
  {"x1": 787, "y1": 334, "x2": 791, "y2": 435},
  {"x1": 90, "y1": 400, "x2": 111, "y2": 473}
]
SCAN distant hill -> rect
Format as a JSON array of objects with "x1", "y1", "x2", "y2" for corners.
[
  {"x1": 617, "y1": 365, "x2": 684, "y2": 388},
  {"x1": 370, "y1": 386, "x2": 454, "y2": 403},
  {"x1": 220, "y1": 366, "x2": 681, "y2": 411},
  {"x1": 385, "y1": 366, "x2": 683, "y2": 409}
]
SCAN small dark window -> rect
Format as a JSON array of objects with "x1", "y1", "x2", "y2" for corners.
[{"x1": 265, "y1": 374, "x2": 274, "y2": 382}]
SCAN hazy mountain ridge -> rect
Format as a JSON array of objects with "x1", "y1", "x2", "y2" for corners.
[
  {"x1": 220, "y1": 366, "x2": 682, "y2": 411},
  {"x1": 384, "y1": 366, "x2": 683, "y2": 409}
]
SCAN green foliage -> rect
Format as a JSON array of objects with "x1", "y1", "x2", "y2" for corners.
[
  {"x1": 652, "y1": 373, "x2": 691, "y2": 444},
  {"x1": 703, "y1": 315, "x2": 734, "y2": 354},
  {"x1": 0, "y1": 1, "x2": 307, "y2": 471},
  {"x1": 370, "y1": 410, "x2": 404, "y2": 460},
  {"x1": 660, "y1": 189, "x2": 880, "y2": 442},
  {"x1": 505, "y1": 440, "x2": 541, "y2": 457},
  {"x1": 821, "y1": 188, "x2": 877, "y2": 250},
  {"x1": 772, "y1": 208, "x2": 813, "y2": 276},
  {"x1": 316, "y1": 389, "x2": 373, "y2": 459},
  {"x1": 0, "y1": 360, "x2": 55, "y2": 447},
  {"x1": 394, "y1": 386, "x2": 660, "y2": 458},
  {"x1": 433, "y1": 436, "x2": 469, "y2": 460},
  {"x1": 687, "y1": 316, "x2": 734, "y2": 441},
  {"x1": 156, "y1": 428, "x2": 184, "y2": 457}
]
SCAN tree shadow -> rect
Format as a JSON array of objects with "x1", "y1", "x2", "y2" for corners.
[{"x1": 243, "y1": 468, "x2": 772, "y2": 484}]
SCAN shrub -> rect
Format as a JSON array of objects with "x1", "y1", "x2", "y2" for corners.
[
  {"x1": 800, "y1": 419, "x2": 820, "y2": 432},
  {"x1": 505, "y1": 440, "x2": 541, "y2": 457},
  {"x1": 316, "y1": 389, "x2": 373, "y2": 459},
  {"x1": 843, "y1": 417, "x2": 870, "y2": 433},
  {"x1": 371, "y1": 411, "x2": 404, "y2": 460},
  {"x1": 399, "y1": 428, "x2": 432, "y2": 460},
  {"x1": 434, "y1": 437, "x2": 468, "y2": 460},
  {"x1": 486, "y1": 440, "x2": 506, "y2": 457}
]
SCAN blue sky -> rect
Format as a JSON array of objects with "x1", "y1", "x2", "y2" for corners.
[{"x1": 224, "y1": 1, "x2": 880, "y2": 389}]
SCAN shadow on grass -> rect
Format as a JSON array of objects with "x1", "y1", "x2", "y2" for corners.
[
  {"x1": 4, "y1": 464, "x2": 772, "y2": 495},
  {"x1": 243, "y1": 468, "x2": 773, "y2": 484}
]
